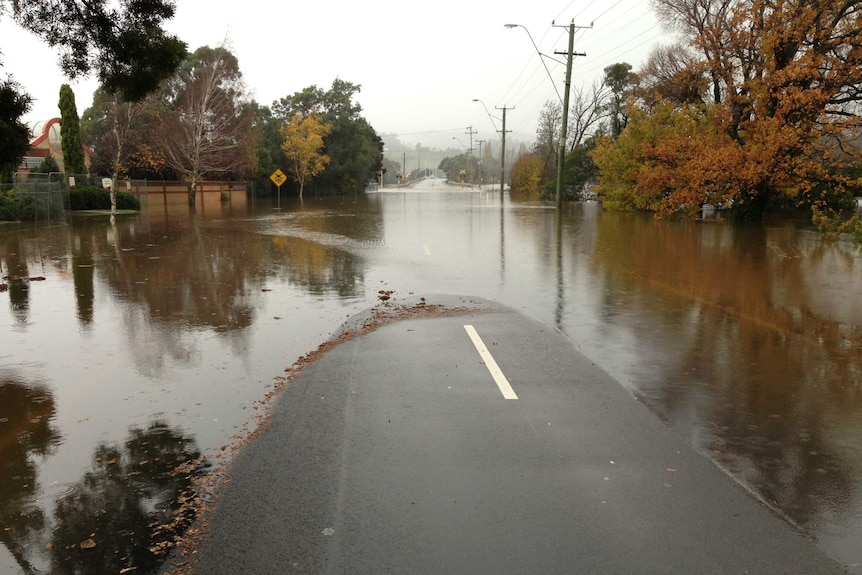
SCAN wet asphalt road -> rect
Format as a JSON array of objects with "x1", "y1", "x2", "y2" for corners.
[{"x1": 191, "y1": 298, "x2": 847, "y2": 574}]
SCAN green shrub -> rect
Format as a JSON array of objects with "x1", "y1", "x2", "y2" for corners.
[
  {"x1": 69, "y1": 186, "x2": 103, "y2": 210},
  {"x1": 0, "y1": 191, "x2": 35, "y2": 221},
  {"x1": 115, "y1": 191, "x2": 140, "y2": 210},
  {"x1": 69, "y1": 186, "x2": 140, "y2": 211}
]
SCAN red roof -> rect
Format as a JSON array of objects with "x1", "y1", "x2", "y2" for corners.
[{"x1": 29, "y1": 117, "x2": 94, "y2": 156}]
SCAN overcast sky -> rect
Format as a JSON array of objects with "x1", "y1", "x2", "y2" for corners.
[{"x1": 2, "y1": 0, "x2": 669, "y2": 149}]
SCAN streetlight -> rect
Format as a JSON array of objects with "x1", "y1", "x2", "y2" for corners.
[
  {"x1": 472, "y1": 98, "x2": 500, "y2": 133},
  {"x1": 504, "y1": 24, "x2": 563, "y2": 105}
]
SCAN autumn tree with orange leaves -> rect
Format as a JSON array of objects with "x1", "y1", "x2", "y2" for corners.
[
  {"x1": 280, "y1": 112, "x2": 332, "y2": 199},
  {"x1": 593, "y1": 0, "x2": 862, "y2": 220}
]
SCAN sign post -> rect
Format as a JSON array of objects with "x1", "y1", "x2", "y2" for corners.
[{"x1": 269, "y1": 169, "x2": 287, "y2": 210}]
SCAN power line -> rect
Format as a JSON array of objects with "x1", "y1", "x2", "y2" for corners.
[{"x1": 382, "y1": 128, "x2": 473, "y2": 137}]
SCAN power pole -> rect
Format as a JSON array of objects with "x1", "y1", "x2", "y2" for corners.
[
  {"x1": 553, "y1": 19, "x2": 588, "y2": 211},
  {"x1": 496, "y1": 105, "x2": 513, "y2": 198},
  {"x1": 477, "y1": 139, "x2": 486, "y2": 186},
  {"x1": 465, "y1": 126, "x2": 477, "y2": 186}
]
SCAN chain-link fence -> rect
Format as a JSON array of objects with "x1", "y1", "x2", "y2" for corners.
[
  {"x1": 3, "y1": 172, "x2": 71, "y2": 223},
  {"x1": 2, "y1": 174, "x2": 256, "y2": 222},
  {"x1": 2, "y1": 173, "x2": 153, "y2": 223}
]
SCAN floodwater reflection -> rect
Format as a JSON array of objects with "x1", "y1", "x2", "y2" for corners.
[
  {"x1": 0, "y1": 376, "x2": 61, "y2": 573},
  {"x1": 587, "y1": 212, "x2": 862, "y2": 557},
  {"x1": 1, "y1": 186, "x2": 861, "y2": 569},
  {"x1": 50, "y1": 422, "x2": 208, "y2": 575}
]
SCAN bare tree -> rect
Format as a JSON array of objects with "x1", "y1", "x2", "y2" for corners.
[
  {"x1": 158, "y1": 45, "x2": 254, "y2": 206},
  {"x1": 567, "y1": 80, "x2": 609, "y2": 150},
  {"x1": 651, "y1": 0, "x2": 736, "y2": 104},
  {"x1": 636, "y1": 43, "x2": 708, "y2": 108},
  {"x1": 533, "y1": 100, "x2": 561, "y2": 184},
  {"x1": 83, "y1": 88, "x2": 144, "y2": 214}
]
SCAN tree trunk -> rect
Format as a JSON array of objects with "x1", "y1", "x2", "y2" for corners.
[
  {"x1": 110, "y1": 171, "x2": 118, "y2": 216},
  {"x1": 189, "y1": 179, "x2": 197, "y2": 207}
]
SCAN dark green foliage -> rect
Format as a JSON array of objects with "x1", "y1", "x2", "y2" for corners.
[
  {"x1": 439, "y1": 154, "x2": 472, "y2": 182},
  {"x1": 249, "y1": 102, "x2": 286, "y2": 182},
  {"x1": 11, "y1": 1, "x2": 187, "y2": 102},
  {"x1": 70, "y1": 187, "x2": 140, "y2": 211},
  {"x1": 0, "y1": 191, "x2": 64, "y2": 222},
  {"x1": 59, "y1": 84, "x2": 87, "y2": 174},
  {"x1": 603, "y1": 62, "x2": 637, "y2": 139},
  {"x1": 113, "y1": 191, "x2": 141, "y2": 211},
  {"x1": 0, "y1": 192, "x2": 34, "y2": 221},
  {"x1": 0, "y1": 78, "x2": 32, "y2": 183},
  {"x1": 562, "y1": 137, "x2": 599, "y2": 200},
  {"x1": 322, "y1": 116, "x2": 383, "y2": 194},
  {"x1": 272, "y1": 79, "x2": 383, "y2": 195}
]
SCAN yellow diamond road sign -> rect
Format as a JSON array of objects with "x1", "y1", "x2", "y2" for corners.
[{"x1": 270, "y1": 169, "x2": 286, "y2": 186}]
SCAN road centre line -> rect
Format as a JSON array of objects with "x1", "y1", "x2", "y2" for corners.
[{"x1": 463, "y1": 325, "x2": 519, "y2": 400}]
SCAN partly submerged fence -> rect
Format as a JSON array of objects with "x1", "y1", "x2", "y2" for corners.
[
  {"x1": 3, "y1": 174, "x2": 251, "y2": 223},
  {"x1": 141, "y1": 180, "x2": 249, "y2": 214},
  {"x1": 3, "y1": 172, "x2": 73, "y2": 223}
]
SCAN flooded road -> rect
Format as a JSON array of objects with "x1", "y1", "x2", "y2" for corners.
[{"x1": 1, "y1": 177, "x2": 861, "y2": 571}]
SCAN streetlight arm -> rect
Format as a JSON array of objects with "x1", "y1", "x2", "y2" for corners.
[
  {"x1": 472, "y1": 98, "x2": 501, "y2": 133},
  {"x1": 504, "y1": 23, "x2": 563, "y2": 105}
]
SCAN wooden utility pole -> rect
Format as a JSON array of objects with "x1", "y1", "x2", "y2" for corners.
[{"x1": 496, "y1": 105, "x2": 513, "y2": 198}]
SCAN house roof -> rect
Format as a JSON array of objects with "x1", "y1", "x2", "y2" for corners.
[{"x1": 28, "y1": 118, "x2": 94, "y2": 156}]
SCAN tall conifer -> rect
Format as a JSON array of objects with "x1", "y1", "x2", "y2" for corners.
[{"x1": 59, "y1": 84, "x2": 87, "y2": 174}]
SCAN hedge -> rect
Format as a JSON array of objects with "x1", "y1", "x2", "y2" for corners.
[{"x1": 69, "y1": 186, "x2": 140, "y2": 211}]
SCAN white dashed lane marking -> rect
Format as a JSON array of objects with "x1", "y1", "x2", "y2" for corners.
[{"x1": 463, "y1": 325, "x2": 518, "y2": 400}]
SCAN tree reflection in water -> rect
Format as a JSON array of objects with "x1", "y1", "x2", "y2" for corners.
[
  {"x1": 0, "y1": 378, "x2": 61, "y2": 573},
  {"x1": 50, "y1": 422, "x2": 209, "y2": 575},
  {"x1": 2, "y1": 234, "x2": 32, "y2": 324}
]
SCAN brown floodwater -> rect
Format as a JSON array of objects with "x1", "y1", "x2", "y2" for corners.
[{"x1": 1, "y1": 178, "x2": 861, "y2": 571}]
